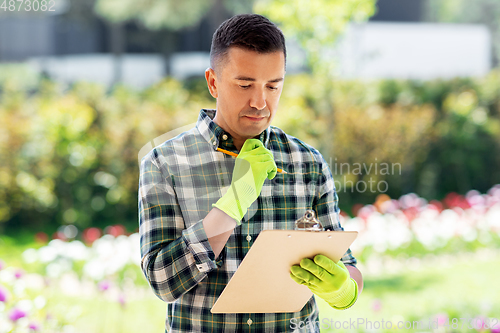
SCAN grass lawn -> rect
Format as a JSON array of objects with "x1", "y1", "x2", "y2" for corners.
[
  {"x1": 318, "y1": 250, "x2": 500, "y2": 332},
  {"x1": 55, "y1": 294, "x2": 166, "y2": 333}
]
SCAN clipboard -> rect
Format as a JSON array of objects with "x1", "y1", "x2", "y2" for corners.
[{"x1": 210, "y1": 229, "x2": 358, "y2": 313}]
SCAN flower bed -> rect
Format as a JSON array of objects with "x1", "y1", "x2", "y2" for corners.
[
  {"x1": 1, "y1": 185, "x2": 500, "y2": 332},
  {"x1": 342, "y1": 185, "x2": 500, "y2": 263}
]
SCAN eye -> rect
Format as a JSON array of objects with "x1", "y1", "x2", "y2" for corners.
[
  {"x1": 239, "y1": 85, "x2": 251, "y2": 89},
  {"x1": 268, "y1": 86, "x2": 278, "y2": 91}
]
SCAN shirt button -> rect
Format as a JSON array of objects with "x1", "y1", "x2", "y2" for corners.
[
  {"x1": 247, "y1": 318, "x2": 253, "y2": 326},
  {"x1": 212, "y1": 141, "x2": 217, "y2": 146},
  {"x1": 246, "y1": 235, "x2": 252, "y2": 242},
  {"x1": 222, "y1": 134, "x2": 228, "y2": 140},
  {"x1": 197, "y1": 264, "x2": 204, "y2": 270}
]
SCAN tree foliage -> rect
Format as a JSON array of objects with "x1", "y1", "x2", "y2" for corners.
[
  {"x1": 94, "y1": 0, "x2": 215, "y2": 30},
  {"x1": 254, "y1": 0, "x2": 376, "y2": 73},
  {"x1": 2, "y1": 68, "x2": 500, "y2": 233}
]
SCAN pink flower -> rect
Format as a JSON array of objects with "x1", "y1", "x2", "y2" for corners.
[
  {"x1": 358, "y1": 205, "x2": 375, "y2": 221},
  {"x1": 51, "y1": 231, "x2": 67, "y2": 241},
  {"x1": 9, "y1": 308, "x2": 27, "y2": 321},
  {"x1": 29, "y1": 322, "x2": 40, "y2": 331},
  {"x1": 473, "y1": 316, "x2": 488, "y2": 331},
  {"x1": 434, "y1": 313, "x2": 448, "y2": 327},
  {"x1": 428, "y1": 200, "x2": 443, "y2": 212},
  {"x1": 82, "y1": 227, "x2": 102, "y2": 245},
  {"x1": 443, "y1": 192, "x2": 470, "y2": 209},
  {"x1": 34, "y1": 232, "x2": 49, "y2": 244},
  {"x1": 98, "y1": 280, "x2": 110, "y2": 292},
  {"x1": 371, "y1": 299, "x2": 382, "y2": 312},
  {"x1": 105, "y1": 224, "x2": 127, "y2": 237},
  {"x1": 0, "y1": 285, "x2": 8, "y2": 302},
  {"x1": 402, "y1": 207, "x2": 419, "y2": 222},
  {"x1": 14, "y1": 269, "x2": 24, "y2": 279},
  {"x1": 491, "y1": 313, "x2": 500, "y2": 332},
  {"x1": 118, "y1": 294, "x2": 126, "y2": 308}
]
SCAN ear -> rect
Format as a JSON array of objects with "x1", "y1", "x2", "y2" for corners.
[{"x1": 205, "y1": 68, "x2": 218, "y2": 98}]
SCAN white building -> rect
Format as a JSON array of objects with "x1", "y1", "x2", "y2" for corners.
[{"x1": 333, "y1": 22, "x2": 491, "y2": 80}]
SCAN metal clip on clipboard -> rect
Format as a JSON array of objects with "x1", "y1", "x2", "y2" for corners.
[{"x1": 294, "y1": 210, "x2": 325, "y2": 232}]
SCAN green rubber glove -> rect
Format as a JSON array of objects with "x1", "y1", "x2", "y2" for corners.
[
  {"x1": 290, "y1": 254, "x2": 358, "y2": 310},
  {"x1": 213, "y1": 139, "x2": 277, "y2": 224}
]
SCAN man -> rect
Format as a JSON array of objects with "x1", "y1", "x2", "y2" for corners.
[{"x1": 139, "y1": 14, "x2": 362, "y2": 332}]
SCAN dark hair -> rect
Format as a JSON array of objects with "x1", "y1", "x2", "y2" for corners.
[{"x1": 210, "y1": 14, "x2": 286, "y2": 71}]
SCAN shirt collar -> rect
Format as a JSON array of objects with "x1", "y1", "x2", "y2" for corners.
[{"x1": 196, "y1": 109, "x2": 271, "y2": 151}]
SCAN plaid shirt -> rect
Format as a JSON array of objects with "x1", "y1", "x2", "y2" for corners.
[{"x1": 139, "y1": 109, "x2": 357, "y2": 333}]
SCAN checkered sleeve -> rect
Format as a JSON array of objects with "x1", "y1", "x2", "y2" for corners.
[
  {"x1": 313, "y1": 153, "x2": 357, "y2": 267},
  {"x1": 138, "y1": 148, "x2": 217, "y2": 303}
]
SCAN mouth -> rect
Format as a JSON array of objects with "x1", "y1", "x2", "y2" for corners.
[{"x1": 243, "y1": 115, "x2": 267, "y2": 121}]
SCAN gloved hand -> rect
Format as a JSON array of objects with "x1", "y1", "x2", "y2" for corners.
[
  {"x1": 290, "y1": 254, "x2": 358, "y2": 310},
  {"x1": 213, "y1": 139, "x2": 277, "y2": 225}
]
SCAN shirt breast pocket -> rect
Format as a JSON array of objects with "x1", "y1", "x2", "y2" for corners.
[{"x1": 261, "y1": 177, "x2": 312, "y2": 230}]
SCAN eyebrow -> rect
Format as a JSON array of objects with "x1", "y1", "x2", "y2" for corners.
[{"x1": 234, "y1": 76, "x2": 284, "y2": 83}]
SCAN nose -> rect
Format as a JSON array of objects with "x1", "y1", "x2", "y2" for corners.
[{"x1": 249, "y1": 88, "x2": 267, "y2": 110}]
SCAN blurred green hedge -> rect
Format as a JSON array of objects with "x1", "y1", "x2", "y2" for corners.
[
  {"x1": 1, "y1": 65, "x2": 499, "y2": 234},
  {"x1": 275, "y1": 71, "x2": 500, "y2": 210}
]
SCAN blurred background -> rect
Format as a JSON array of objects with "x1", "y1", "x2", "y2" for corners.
[{"x1": 1, "y1": 0, "x2": 500, "y2": 332}]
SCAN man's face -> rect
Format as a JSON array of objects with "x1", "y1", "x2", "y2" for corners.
[{"x1": 205, "y1": 47, "x2": 285, "y2": 147}]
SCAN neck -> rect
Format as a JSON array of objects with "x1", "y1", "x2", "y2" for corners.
[{"x1": 233, "y1": 139, "x2": 245, "y2": 152}]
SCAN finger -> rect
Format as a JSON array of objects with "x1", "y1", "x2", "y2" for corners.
[
  {"x1": 289, "y1": 271, "x2": 307, "y2": 285},
  {"x1": 314, "y1": 255, "x2": 346, "y2": 276},
  {"x1": 263, "y1": 149, "x2": 276, "y2": 163},
  {"x1": 246, "y1": 155, "x2": 277, "y2": 163},
  {"x1": 262, "y1": 149, "x2": 277, "y2": 179},
  {"x1": 299, "y1": 258, "x2": 330, "y2": 282},
  {"x1": 256, "y1": 151, "x2": 276, "y2": 163},
  {"x1": 237, "y1": 149, "x2": 271, "y2": 162},
  {"x1": 313, "y1": 255, "x2": 342, "y2": 275},
  {"x1": 267, "y1": 163, "x2": 277, "y2": 180},
  {"x1": 291, "y1": 263, "x2": 322, "y2": 287},
  {"x1": 240, "y1": 139, "x2": 263, "y2": 153},
  {"x1": 337, "y1": 260, "x2": 348, "y2": 271},
  {"x1": 254, "y1": 160, "x2": 277, "y2": 180},
  {"x1": 244, "y1": 146, "x2": 274, "y2": 158},
  {"x1": 234, "y1": 156, "x2": 271, "y2": 175},
  {"x1": 240, "y1": 142, "x2": 274, "y2": 157}
]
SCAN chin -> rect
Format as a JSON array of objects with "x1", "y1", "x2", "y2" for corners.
[{"x1": 246, "y1": 128, "x2": 266, "y2": 137}]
